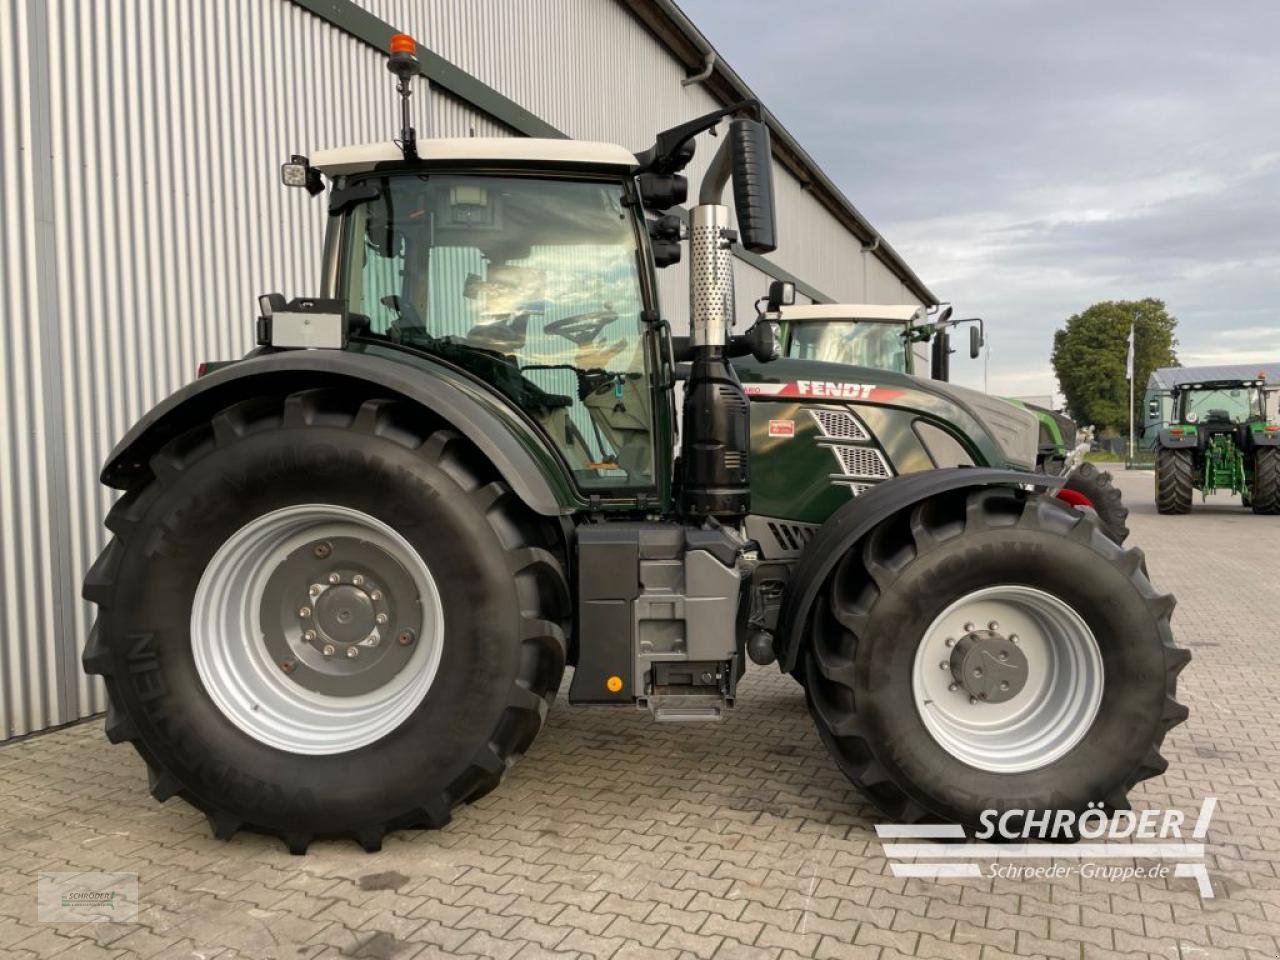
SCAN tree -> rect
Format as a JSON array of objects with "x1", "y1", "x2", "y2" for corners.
[{"x1": 1051, "y1": 298, "x2": 1178, "y2": 435}]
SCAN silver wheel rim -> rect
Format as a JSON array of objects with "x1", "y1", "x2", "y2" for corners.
[
  {"x1": 192, "y1": 504, "x2": 444, "y2": 755},
  {"x1": 911, "y1": 585, "x2": 1103, "y2": 773}
]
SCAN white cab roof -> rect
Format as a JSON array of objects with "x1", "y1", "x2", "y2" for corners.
[
  {"x1": 311, "y1": 137, "x2": 639, "y2": 176},
  {"x1": 781, "y1": 303, "x2": 926, "y2": 323}
]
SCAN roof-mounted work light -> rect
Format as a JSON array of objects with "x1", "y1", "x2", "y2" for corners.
[{"x1": 280, "y1": 154, "x2": 324, "y2": 195}]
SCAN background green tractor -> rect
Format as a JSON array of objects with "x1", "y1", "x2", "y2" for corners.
[
  {"x1": 766, "y1": 304, "x2": 1129, "y2": 543},
  {"x1": 1153, "y1": 376, "x2": 1280, "y2": 514},
  {"x1": 82, "y1": 37, "x2": 1187, "y2": 853}
]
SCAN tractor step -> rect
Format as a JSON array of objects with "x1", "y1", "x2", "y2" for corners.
[{"x1": 644, "y1": 692, "x2": 730, "y2": 722}]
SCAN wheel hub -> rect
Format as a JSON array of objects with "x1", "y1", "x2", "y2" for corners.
[
  {"x1": 261, "y1": 537, "x2": 422, "y2": 697},
  {"x1": 949, "y1": 628, "x2": 1027, "y2": 704}
]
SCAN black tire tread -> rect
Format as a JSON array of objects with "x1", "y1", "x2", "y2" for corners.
[
  {"x1": 805, "y1": 486, "x2": 1188, "y2": 829},
  {"x1": 1252, "y1": 447, "x2": 1280, "y2": 514},
  {"x1": 1155, "y1": 448, "x2": 1194, "y2": 514},
  {"x1": 83, "y1": 389, "x2": 569, "y2": 854},
  {"x1": 1062, "y1": 462, "x2": 1130, "y2": 544}
]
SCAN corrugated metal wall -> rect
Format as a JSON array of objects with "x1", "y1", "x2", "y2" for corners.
[{"x1": 0, "y1": 0, "x2": 923, "y2": 740}]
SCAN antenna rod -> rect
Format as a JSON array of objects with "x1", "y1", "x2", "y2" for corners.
[{"x1": 387, "y1": 34, "x2": 420, "y2": 160}]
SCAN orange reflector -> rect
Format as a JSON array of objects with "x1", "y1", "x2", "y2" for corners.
[
  {"x1": 605, "y1": 675, "x2": 623, "y2": 693},
  {"x1": 389, "y1": 33, "x2": 416, "y2": 54},
  {"x1": 1267, "y1": 425, "x2": 1279, "y2": 433},
  {"x1": 1170, "y1": 428, "x2": 1183, "y2": 436}
]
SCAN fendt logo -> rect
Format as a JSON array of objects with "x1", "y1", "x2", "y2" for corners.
[
  {"x1": 878, "y1": 798, "x2": 1218, "y2": 897},
  {"x1": 743, "y1": 381, "x2": 902, "y2": 401}
]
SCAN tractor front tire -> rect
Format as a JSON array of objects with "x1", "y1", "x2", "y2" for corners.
[
  {"x1": 1253, "y1": 447, "x2": 1280, "y2": 515},
  {"x1": 803, "y1": 487, "x2": 1188, "y2": 833},
  {"x1": 1155, "y1": 448, "x2": 1194, "y2": 514},
  {"x1": 1061, "y1": 462, "x2": 1129, "y2": 544},
  {"x1": 83, "y1": 389, "x2": 569, "y2": 853}
]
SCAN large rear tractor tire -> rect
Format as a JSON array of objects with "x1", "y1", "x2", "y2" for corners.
[
  {"x1": 1155, "y1": 448, "x2": 1194, "y2": 514},
  {"x1": 83, "y1": 389, "x2": 570, "y2": 853},
  {"x1": 1059, "y1": 462, "x2": 1129, "y2": 545},
  {"x1": 804, "y1": 487, "x2": 1188, "y2": 833},
  {"x1": 1252, "y1": 447, "x2": 1280, "y2": 515}
]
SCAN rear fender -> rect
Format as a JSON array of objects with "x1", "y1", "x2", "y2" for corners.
[
  {"x1": 1250, "y1": 428, "x2": 1280, "y2": 448},
  {"x1": 774, "y1": 467, "x2": 1063, "y2": 672},
  {"x1": 101, "y1": 350, "x2": 579, "y2": 516}
]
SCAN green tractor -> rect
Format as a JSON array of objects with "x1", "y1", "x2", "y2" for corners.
[
  {"x1": 83, "y1": 37, "x2": 1186, "y2": 853},
  {"x1": 764, "y1": 303, "x2": 1129, "y2": 543},
  {"x1": 1153, "y1": 376, "x2": 1280, "y2": 514}
]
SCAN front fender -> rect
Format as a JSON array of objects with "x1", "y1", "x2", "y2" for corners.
[
  {"x1": 774, "y1": 467, "x2": 1063, "y2": 673},
  {"x1": 102, "y1": 349, "x2": 581, "y2": 516},
  {"x1": 1157, "y1": 428, "x2": 1200, "y2": 449}
]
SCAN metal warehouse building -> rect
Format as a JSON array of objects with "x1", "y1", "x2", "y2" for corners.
[{"x1": 0, "y1": 0, "x2": 934, "y2": 740}]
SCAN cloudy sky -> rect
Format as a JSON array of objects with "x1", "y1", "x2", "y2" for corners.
[{"x1": 682, "y1": 0, "x2": 1280, "y2": 396}]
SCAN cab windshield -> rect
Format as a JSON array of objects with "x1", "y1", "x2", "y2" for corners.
[
  {"x1": 341, "y1": 174, "x2": 654, "y2": 490},
  {"x1": 787, "y1": 320, "x2": 908, "y2": 372},
  {"x1": 1177, "y1": 385, "x2": 1267, "y2": 424}
]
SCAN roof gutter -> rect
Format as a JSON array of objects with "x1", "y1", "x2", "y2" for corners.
[{"x1": 620, "y1": 0, "x2": 938, "y2": 306}]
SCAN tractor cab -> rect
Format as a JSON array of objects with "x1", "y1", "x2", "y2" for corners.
[{"x1": 311, "y1": 140, "x2": 663, "y2": 493}]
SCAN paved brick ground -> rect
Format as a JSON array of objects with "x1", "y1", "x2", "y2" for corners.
[{"x1": 2, "y1": 470, "x2": 1278, "y2": 960}]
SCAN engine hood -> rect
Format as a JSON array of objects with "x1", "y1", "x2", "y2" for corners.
[{"x1": 734, "y1": 358, "x2": 1040, "y2": 471}]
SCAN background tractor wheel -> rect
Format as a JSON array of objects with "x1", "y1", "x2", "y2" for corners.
[
  {"x1": 1253, "y1": 447, "x2": 1280, "y2": 514},
  {"x1": 803, "y1": 487, "x2": 1188, "y2": 833},
  {"x1": 1058, "y1": 462, "x2": 1129, "y2": 544},
  {"x1": 83, "y1": 389, "x2": 569, "y2": 853},
  {"x1": 1155, "y1": 448, "x2": 1194, "y2": 514}
]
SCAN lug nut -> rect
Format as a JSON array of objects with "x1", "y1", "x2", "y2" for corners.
[
  {"x1": 303, "y1": 629, "x2": 317, "y2": 641},
  {"x1": 999, "y1": 681, "x2": 1010, "y2": 691},
  {"x1": 280, "y1": 660, "x2": 295, "y2": 673},
  {"x1": 309, "y1": 584, "x2": 322, "y2": 597},
  {"x1": 948, "y1": 683, "x2": 959, "y2": 692},
  {"x1": 299, "y1": 606, "x2": 311, "y2": 618},
  {"x1": 323, "y1": 644, "x2": 335, "y2": 656},
  {"x1": 370, "y1": 591, "x2": 382, "y2": 601},
  {"x1": 945, "y1": 637, "x2": 955, "y2": 647},
  {"x1": 939, "y1": 661, "x2": 948, "y2": 670},
  {"x1": 963, "y1": 622, "x2": 975, "y2": 633},
  {"x1": 375, "y1": 613, "x2": 388, "y2": 625},
  {"x1": 352, "y1": 574, "x2": 364, "y2": 586},
  {"x1": 969, "y1": 696, "x2": 978, "y2": 705},
  {"x1": 1009, "y1": 634, "x2": 1019, "y2": 644},
  {"x1": 397, "y1": 630, "x2": 415, "y2": 646},
  {"x1": 988, "y1": 621, "x2": 1000, "y2": 631},
  {"x1": 313, "y1": 542, "x2": 332, "y2": 559},
  {"x1": 973, "y1": 668, "x2": 983, "y2": 678},
  {"x1": 328, "y1": 572, "x2": 341, "y2": 584},
  {"x1": 346, "y1": 646, "x2": 360, "y2": 659}
]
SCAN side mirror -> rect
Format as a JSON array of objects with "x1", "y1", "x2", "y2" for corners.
[
  {"x1": 728, "y1": 118, "x2": 777, "y2": 254},
  {"x1": 766, "y1": 279, "x2": 795, "y2": 311},
  {"x1": 1147, "y1": 399, "x2": 1160, "y2": 418},
  {"x1": 969, "y1": 325, "x2": 982, "y2": 359}
]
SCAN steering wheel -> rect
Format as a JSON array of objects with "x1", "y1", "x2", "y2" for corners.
[{"x1": 545, "y1": 308, "x2": 619, "y2": 345}]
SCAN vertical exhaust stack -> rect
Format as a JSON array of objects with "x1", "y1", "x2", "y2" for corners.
[{"x1": 680, "y1": 119, "x2": 777, "y2": 520}]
